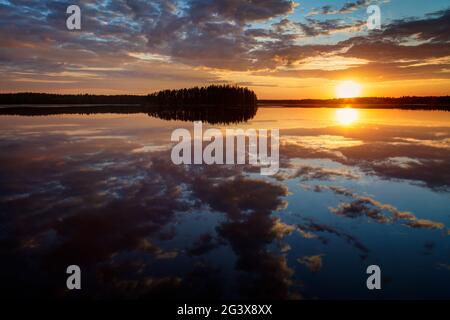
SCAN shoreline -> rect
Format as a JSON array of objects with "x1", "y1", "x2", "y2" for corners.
[
  {"x1": 0, "y1": 103, "x2": 449, "y2": 114},
  {"x1": 257, "y1": 103, "x2": 450, "y2": 110}
]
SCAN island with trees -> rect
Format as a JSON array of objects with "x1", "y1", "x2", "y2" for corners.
[{"x1": 0, "y1": 85, "x2": 259, "y2": 124}]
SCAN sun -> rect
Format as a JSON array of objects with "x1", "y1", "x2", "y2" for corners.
[
  {"x1": 336, "y1": 108, "x2": 358, "y2": 125},
  {"x1": 336, "y1": 81, "x2": 362, "y2": 98}
]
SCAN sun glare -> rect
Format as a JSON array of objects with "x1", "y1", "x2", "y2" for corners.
[
  {"x1": 336, "y1": 81, "x2": 362, "y2": 98},
  {"x1": 336, "y1": 108, "x2": 358, "y2": 125}
]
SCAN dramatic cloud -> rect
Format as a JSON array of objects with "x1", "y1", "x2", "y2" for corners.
[{"x1": 0, "y1": 1, "x2": 448, "y2": 95}]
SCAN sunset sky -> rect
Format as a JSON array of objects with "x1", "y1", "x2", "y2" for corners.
[{"x1": 0, "y1": 0, "x2": 449, "y2": 99}]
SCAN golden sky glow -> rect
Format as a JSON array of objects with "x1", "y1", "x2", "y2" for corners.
[{"x1": 335, "y1": 81, "x2": 363, "y2": 99}]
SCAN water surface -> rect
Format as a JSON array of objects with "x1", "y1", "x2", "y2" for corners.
[{"x1": 0, "y1": 107, "x2": 449, "y2": 299}]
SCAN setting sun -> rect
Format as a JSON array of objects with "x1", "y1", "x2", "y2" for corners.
[
  {"x1": 336, "y1": 81, "x2": 363, "y2": 98},
  {"x1": 336, "y1": 108, "x2": 359, "y2": 125}
]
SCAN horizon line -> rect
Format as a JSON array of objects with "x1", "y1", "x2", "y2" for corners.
[{"x1": 1, "y1": 92, "x2": 449, "y2": 101}]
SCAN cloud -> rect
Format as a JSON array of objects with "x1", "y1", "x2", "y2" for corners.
[
  {"x1": 380, "y1": 8, "x2": 450, "y2": 43},
  {"x1": 1, "y1": 1, "x2": 449, "y2": 91},
  {"x1": 297, "y1": 219, "x2": 370, "y2": 258},
  {"x1": 309, "y1": 0, "x2": 389, "y2": 16},
  {"x1": 275, "y1": 164, "x2": 359, "y2": 181},
  {"x1": 272, "y1": 218, "x2": 296, "y2": 239},
  {"x1": 191, "y1": 176, "x2": 289, "y2": 218},
  {"x1": 404, "y1": 219, "x2": 445, "y2": 230},
  {"x1": 297, "y1": 254, "x2": 324, "y2": 272},
  {"x1": 296, "y1": 18, "x2": 366, "y2": 37},
  {"x1": 217, "y1": 216, "x2": 299, "y2": 298},
  {"x1": 187, "y1": 233, "x2": 222, "y2": 256},
  {"x1": 340, "y1": 0, "x2": 373, "y2": 14},
  {"x1": 317, "y1": 185, "x2": 446, "y2": 230},
  {"x1": 279, "y1": 124, "x2": 450, "y2": 191},
  {"x1": 330, "y1": 199, "x2": 391, "y2": 224},
  {"x1": 252, "y1": 9, "x2": 450, "y2": 81},
  {"x1": 0, "y1": 122, "x2": 299, "y2": 299},
  {"x1": 187, "y1": 0, "x2": 297, "y2": 24}
]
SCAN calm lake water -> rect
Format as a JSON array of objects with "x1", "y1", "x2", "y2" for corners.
[{"x1": 0, "y1": 107, "x2": 449, "y2": 299}]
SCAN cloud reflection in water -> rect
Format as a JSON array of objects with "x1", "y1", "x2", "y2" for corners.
[{"x1": 0, "y1": 107, "x2": 449, "y2": 299}]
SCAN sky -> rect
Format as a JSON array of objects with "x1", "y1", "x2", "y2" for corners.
[{"x1": 0, "y1": 0, "x2": 449, "y2": 99}]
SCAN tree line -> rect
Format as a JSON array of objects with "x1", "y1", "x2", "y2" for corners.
[
  {"x1": 146, "y1": 85, "x2": 258, "y2": 107},
  {"x1": 0, "y1": 85, "x2": 258, "y2": 107},
  {"x1": 2, "y1": 90, "x2": 448, "y2": 110},
  {"x1": 0, "y1": 93, "x2": 145, "y2": 105}
]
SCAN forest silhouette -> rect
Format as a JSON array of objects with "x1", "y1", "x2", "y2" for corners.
[
  {"x1": 0, "y1": 85, "x2": 257, "y2": 107},
  {"x1": 0, "y1": 85, "x2": 449, "y2": 111},
  {"x1": 0, "y1": 85, "x2": 259, "y2": 124}
]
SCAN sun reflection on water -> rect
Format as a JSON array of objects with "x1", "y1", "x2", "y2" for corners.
[{"x1": 336, "y1": 107, "x2": 359, "y2": 125}]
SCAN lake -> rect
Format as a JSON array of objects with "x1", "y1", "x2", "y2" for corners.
[{"x1": 0, "y1": 107, "x2": 449, "y2": 299}]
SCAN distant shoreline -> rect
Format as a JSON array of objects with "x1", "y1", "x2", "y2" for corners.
[
  {"x1": 0, "y1": 103, "x2": 449, "y2": 116},
  {"x1": 258, "y1": 97, "x2": 450, "y2": 110},
  {"x1": 257, "y1": 103, "x2": 450, "y2": 110},
  {"x1": 1, "y1": 92, "x2": 449, "y2": 110},
  {"x1": 1, "y1": 91, "x2": 449, "y2": 112}
]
